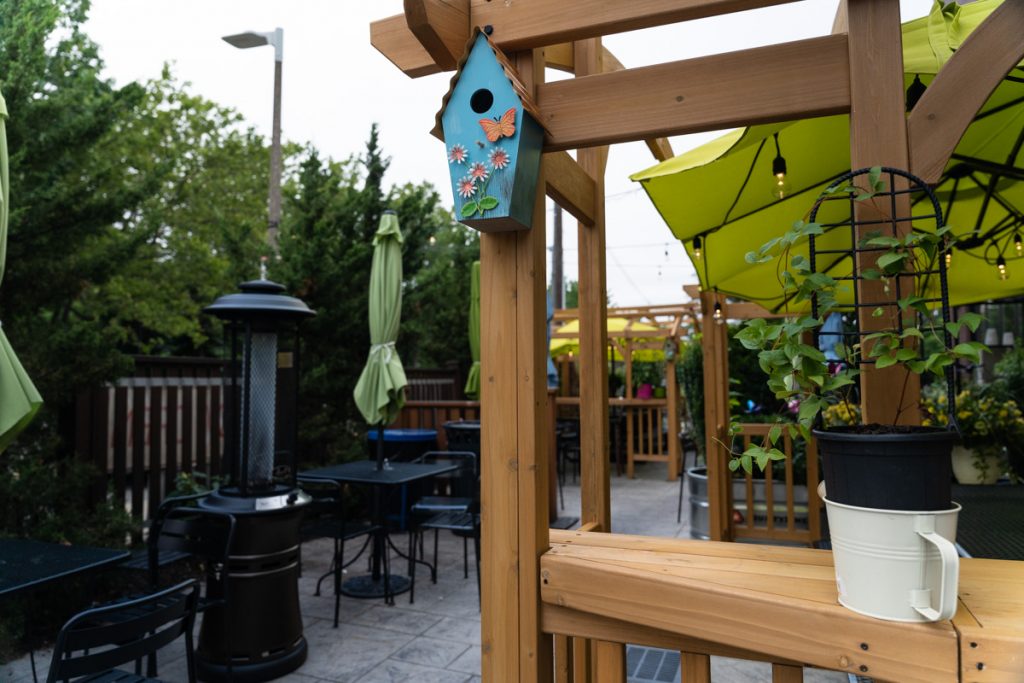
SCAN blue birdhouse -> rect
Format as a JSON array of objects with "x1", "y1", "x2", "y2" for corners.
[{"x1": 434, "y1": 29, "x2": 546, "y2": 232}]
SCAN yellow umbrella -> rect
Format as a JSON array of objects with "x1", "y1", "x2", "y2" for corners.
[{"x1": 550, "y1": 317, "x2": 666, "y2": 361}]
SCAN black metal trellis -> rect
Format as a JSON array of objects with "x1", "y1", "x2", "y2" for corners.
[{"x1": 807, "y1": 166, "x2": 956, "y2": 427}]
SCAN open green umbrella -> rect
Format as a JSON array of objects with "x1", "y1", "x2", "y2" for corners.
[
  {"x1": 353, "y1": 211, "x2": 408, "y2": 468},
  {"x1": 0, "y1": 89, "x2": 42, "y2": 453},
  {"x1": 463, "y1": 260, "x2": 480, "y2": 399},
  {"x1": 631, "y1": 0, "x2": 1023, "y2": 309}
]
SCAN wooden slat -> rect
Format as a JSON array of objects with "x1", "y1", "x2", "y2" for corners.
[
  {"x1": 149, "y1": 382, "x2": 163, "y2": 517},
  {"x1": 541, "y1": 534, "x2": 960, "y2": 683},
  {"x1": 196, "y1": 380, "x2": 208, "y2": 477},
  {"x1": 542, "y1": 604, "x2": 805, "y2": 666},
  {"x1": 90, "y1": 389, "x2": 109, "y2": 505},
  {"x1": 907, "y1": 0, "x2": 1024, "y2": 184},
  {"x1": 403, "y1": 0, "x2": 469, "y2": 71},
  {"x1": 469, "y1": 0, "x2": 802, "y2": 52},
  {"x1": 535, "y1": 35, "x2": 850, "y2": 151},
  {"x1": 182, "y1": 382, "x2": 193, "y2": 474},
  {"x1": 593, "y1": 641, "x2": 625, "y2": 683},
  {"x1": 700, "y1": 291, "x2": 730, "y2": 541},
  {"x1": 681, "y1": 653, "x2": 711, "y2": 683},
  {"x1": 112, "y1": 386, "x2": 128, "y2": 512},
  {"x1": 544, "y1": 152, "x2": 597, "y2": 228},
  {"x1": 554, "y1": 634, "x2": 572, "y2": 683},
  {"x1": 772, "y1": 663, "x2": 803, "y2": 683},
  {"x1": 846, "y1": 0, "x2": 918, "y2": 426},
  {"x1": 575, "y1": 37, "x2": 610, "y2": 533},
  {"x1": 572, "y1": 638, "x2": 591, "y2": 681}
]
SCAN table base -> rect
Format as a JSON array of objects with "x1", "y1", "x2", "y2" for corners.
[{"x1": 341, "y1": 574, "x2": 411, "y2": 599}]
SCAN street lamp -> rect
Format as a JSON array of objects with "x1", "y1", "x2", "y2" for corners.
[{"x1": 223, "y1": 28, "x2": 284, "y2": 252}]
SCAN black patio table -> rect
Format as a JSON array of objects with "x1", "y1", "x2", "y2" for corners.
[
  {"x1": 299, "y1": 459, "x2": 459, "y2": 602},
  {"x1": 0, "y1": 538, "x2": 130, "y2": 682}
]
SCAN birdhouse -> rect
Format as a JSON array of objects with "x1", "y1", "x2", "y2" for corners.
[{"x1": 435, "y1": 29, "x2": 547, "y2": 232}]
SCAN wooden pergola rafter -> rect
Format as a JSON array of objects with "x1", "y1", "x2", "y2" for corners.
[{"x1": 371, "y1": 2, "x2": 1024, "y2": 681}]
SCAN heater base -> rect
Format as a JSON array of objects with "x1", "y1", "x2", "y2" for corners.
[{"x1": 197, "y1": 636, "x2": 307, "y2": 683}]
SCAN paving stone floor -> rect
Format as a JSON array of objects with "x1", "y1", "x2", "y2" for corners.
[{"x1": 4, "y1": 460, "x2": 851, "y2": 682}]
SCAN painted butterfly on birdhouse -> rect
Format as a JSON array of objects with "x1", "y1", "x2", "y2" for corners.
[{"x1": 479, "y1": 107, "x2": 516, "y2": 142}]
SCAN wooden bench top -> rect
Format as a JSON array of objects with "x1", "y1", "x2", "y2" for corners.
[{"x1": 541, "y1": 530, "x2": 1024, "y2": 683}]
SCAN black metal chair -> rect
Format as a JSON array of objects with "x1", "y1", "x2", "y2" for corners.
[
  {"x1": 148, "y1": 507, "x2": 235, "y2": 680},
  {"x1": 407, "y1": 451, "x2": 477, "y2": 582},
  {"x1": 417, "y1": 501, "x2": 480, "y2": 602},
  {"x1": 46, "y1": 579, "x2": 200, "y2": 683},
  {"x1": 120, "y1": 492, "x2": 211, "y2": 576},
  {"x1": 297, "y1": 475, "x2": 381, "y2": 625}
]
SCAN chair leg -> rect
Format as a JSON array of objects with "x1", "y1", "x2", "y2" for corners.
[
  {"x1": 678, "y1": 469, "x2": 685, "y2": 524},
  {"x1": 432, "y1": 529, "x2": 440, "y2": 583},
  {"x1": 463, "y1": 536, "x2": 469, "y2": 579},
  {"x1": 408, "y1": 531, "x2": 416, "y2": 605},
  {"x1": 334, "y1": 534, "x2": 344, "y2": 628}
]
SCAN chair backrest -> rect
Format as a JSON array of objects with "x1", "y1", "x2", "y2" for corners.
[
  {"x1": 150, "y1": 508, "x2": 236, "y2": 590},
  {"x1": 414, "y1": 450, "x2": 479, "y2": 500},
  {"x1": 47, "y1": 579, "x2": 200, "y2": 683}
]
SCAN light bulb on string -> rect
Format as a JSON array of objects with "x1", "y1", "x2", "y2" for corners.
[
  {"x1": 997, "y1": 255, "x2": 1009, "y2": 281},
  {"x1": 713, "y1": 301, "x2": 723, "y2": 324},
  {"x1": 945, "y1": 250, "x2": 952, "y2": 268},
  {"x1": 692, "y1": 236, "x2": 702, "y2": 260},
  {"x1": 428, "y1": 234, "x2": 437, "y2": 246},
  {"x1": 770, "y1": 132, "x2": 792, "y2": 200},
  {"x1": 1015, "y1": 233, "x2": 1022, "y2": 256}
]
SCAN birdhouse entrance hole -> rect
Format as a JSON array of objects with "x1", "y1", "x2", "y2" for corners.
[{"x1": 470, "y1": 88, "x2": 494, "y2": 113}]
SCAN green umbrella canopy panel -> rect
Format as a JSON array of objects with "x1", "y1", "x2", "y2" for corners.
[{"x1": 631, "y1": 0, "x2": 1024, "y2": 310}]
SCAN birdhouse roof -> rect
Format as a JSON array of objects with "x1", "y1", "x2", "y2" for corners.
[{"x1": 432, "y1": 28, "x2": 548, "y2": 140}]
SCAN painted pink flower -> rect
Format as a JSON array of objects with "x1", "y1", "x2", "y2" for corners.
[
  {"x1": 469, "y1": 162, "x2": 489, "y2": 181},
  {"x1": 447, "y1": 144, "x2": 467, "y2": 164},
  {"x1": 457, "y1": 177, "x2": 476, "y2": 198},
  {"x1": 488, "y1": 147, "x2": 510, "y2": 170}
]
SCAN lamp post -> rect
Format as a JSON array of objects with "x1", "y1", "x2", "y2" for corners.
[{"x1": 222, "y1": 28, "x2": 283, "y2": 252}]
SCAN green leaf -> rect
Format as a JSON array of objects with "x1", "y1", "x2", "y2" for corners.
[
  {"x1": 895, "y1": 348, "x2": 918, "y2": 361},
  {"x1": 479, "y1": 196, "x2": 499, "y2": 210},
  {"x1": 461, "y1": 201, "x2": 479, "y2": 218},
  {"x1": 960, "y1": 312, "x2": 983, "y2": 333},
  {"x1": 877, "y1": 251, "x2": 906, "y2": 271},
  {"x1": 875, "y1": 353, "x2": 898, "y2": 369},
  {"x1": 728, "y1": 458, "x2": 741, "y2": 472},
  {"x1": 768, "y1": 424, "x2": 782, "y2": 446},
  {"x1": 953, "y1": 342, "x2": 985, "y2": 363},
  {"x1": 872, "y1": 307, "x2": 885, "y2": 318}
]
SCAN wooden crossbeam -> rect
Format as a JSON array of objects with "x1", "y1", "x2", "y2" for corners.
[
  {"x1": 470, "y1": 0, "x2": 801, "y2": 52},
  {"x1": 535, "y1": 34, "x2": 851, "y2": 151},
  {"x1": 403, "y1": 0, "x2": 470, "y2": 71},
  {"x1": 907, "y1": 0, "x2": 1024, "y2": 184},
  {"x1": 370, "y1": 14, "x2": 442, "y2": 78},
  {"x1": 543, "y1": 152, "x2": 597, "y2": 227}
]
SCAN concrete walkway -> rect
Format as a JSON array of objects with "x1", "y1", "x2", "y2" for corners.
[{"x1": 4, "y1": 460, "x2": 851, "y2": 683}]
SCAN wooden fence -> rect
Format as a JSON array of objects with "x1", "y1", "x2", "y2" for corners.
[
  {"x1": 75, "y1": 356, "x2": 225, "y2": 525},
  {"x1": 393, "y1": 399, "x2": 481, "y2": 449}
]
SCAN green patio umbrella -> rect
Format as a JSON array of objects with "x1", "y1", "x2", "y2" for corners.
[
  {"x1": 353, "y1": 211, "x2": 408, "y2": 469},
  {"x1": 631, "y1": 0, "x2": 1023, "y2": 309},
  {"x1": 463, "y1": 260, "x2": 480, "y2": 399},
  {"x1": 0, "y1": 89, "x2": 42, "y2": 453}
]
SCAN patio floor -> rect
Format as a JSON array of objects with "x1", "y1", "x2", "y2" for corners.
[{"x1": 4, "y1": 459, "x2": 852, "y2": 683}]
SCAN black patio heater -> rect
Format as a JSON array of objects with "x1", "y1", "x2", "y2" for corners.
[{"x1": 198, "y1": 276, "x2": 315, "y2": 683}]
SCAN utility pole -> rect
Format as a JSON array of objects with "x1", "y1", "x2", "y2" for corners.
[{"x1": 552, "y1": 203, "x2": 564, "y2": 309}]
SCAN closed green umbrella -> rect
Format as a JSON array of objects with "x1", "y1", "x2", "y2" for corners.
[
  {"x1": 353, "y1": 211, "x2": 408, "y2": 469},
  {"x1": 464, "y1": 260, "x2": 480, "y2": 399},
  {"x1": 0, "y1": 89, "x2": 42, "y2": 453}
]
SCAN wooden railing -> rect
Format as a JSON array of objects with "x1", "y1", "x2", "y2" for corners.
[
  {"x1": 74, "y1": 356, "x2": 225, "y2": 526},
  {"x1": 728, "y1": 423, "x2": 821, "y2": 545}
]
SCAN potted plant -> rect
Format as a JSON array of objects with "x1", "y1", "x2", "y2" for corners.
[
  {"x1": 731, "y1": 167, "x2": 985, "y2": 511},
  {"x1": 632, "y1": 361, "x2": 661, "y2": 400},
  {"x1": 729, "y1": 167, "x2": 987, "y2": 623},
  {"x1": 921, "y1": 385, "x2": 1019, "y2": 484}
]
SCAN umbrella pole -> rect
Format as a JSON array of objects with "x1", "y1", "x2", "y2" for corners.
[{"x1": 376, "y1": 423, "x2": 385, "y2": 471}]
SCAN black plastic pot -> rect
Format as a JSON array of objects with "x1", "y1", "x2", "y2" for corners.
[{"x1": 814, "y1": 427, "x2": 955, "y2": 511}]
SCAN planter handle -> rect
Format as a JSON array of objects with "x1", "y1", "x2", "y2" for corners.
[{"x1": 911, "y1": 515, "x2": 960, "y2": 622}]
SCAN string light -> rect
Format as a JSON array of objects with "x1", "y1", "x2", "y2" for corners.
[
  {"x1": 1015, "y1": 233, "x2": 1022, "y2": 256},
  {"x1": 693, "y1": 236, "x2": 702, "y2": 260},
  {"x1": 997, "y1": 255, "x2": 1009, "y2": 281},
  {"x1": 713, "y1": 301, "x2": 724, "y2": 323},
  {"x1": 428, "y1": 234, "x2": 437, "y2": 246},
  {"x1": 945, "y1": 250, "x2": 952, "y2": 268},
  {"x1": 770, "y1": 132, "x2": 792, "y2": 200}
]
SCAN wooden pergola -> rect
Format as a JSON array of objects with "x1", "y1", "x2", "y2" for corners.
[{"x1": 371, "y1": 2, "x2": 1024, "y2": 681}]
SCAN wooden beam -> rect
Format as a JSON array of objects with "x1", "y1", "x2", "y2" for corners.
[
  {"x1": 575, "y1": 37, "x2": 611, "y2": 534},
  {"x1": 403, "y1": 0, "x2": 470, "y2": 71},
  {"x1": 831, "y1": 0, "x2": 848, "y2": 34},
  {"x1": 535, "y1": 35, "x2": 850, "y2": 151},
  {"x1": 470, "y1": 0, "x2": 802, "y2": 52},
  {"x1": 846, "y1": 0, "x2": 918, "y2": 426},
  {"x1": 907, "y1": 0, "x2": 1024, "y2": 184},
  {"x1": 544, "y1": 152, "x2": 597, "y2": 227},
  {"x1": 699, "y1": 291, "x2": 731, "y2": 541},
  {"x1": 645, "y1": 138, "x2": 676, "y2": 162},
  {"x1": 370, "y1": 14, "x2": 443, "y2": 78}
]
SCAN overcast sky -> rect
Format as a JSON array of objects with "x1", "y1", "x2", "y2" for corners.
[{"x1": 84, "y1": 0, "x2": 935, "y2": 306}]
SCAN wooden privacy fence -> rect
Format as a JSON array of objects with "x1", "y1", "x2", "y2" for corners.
[
  {"x1": 393, "y1": 399, "x2": 481, "y2": 449},
  {"x1": 75, "y1": 356, "x2": 225, "y2": 525}
]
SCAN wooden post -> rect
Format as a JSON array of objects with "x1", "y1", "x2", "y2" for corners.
[
  {"x1": 681, "y1": 653, "x2": 711, "y2": 683},
  {"x1": 666, "y1": 354, "x2": 680, "y2": 481},
  {"x1": 575, "y1": 36, "x2": 611, "y2": 533},
  {"x1": 700, "y1": 290, "x2": 731, "y2": 542},
  {"x1": 479, "y1": 47, "x2": 552, "y2": 683},
  {"x1": 846, "y1": 0, "x2": 919, "y2": 425}
]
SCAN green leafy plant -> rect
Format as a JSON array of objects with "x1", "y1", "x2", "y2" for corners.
[{"x1": 728, "y1": 168, "x2": 985, "y2": 474}]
